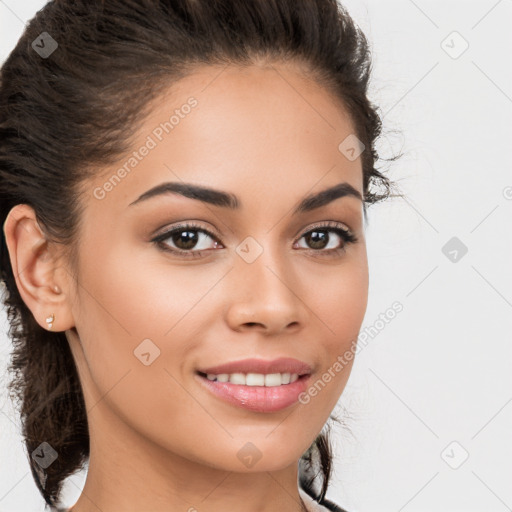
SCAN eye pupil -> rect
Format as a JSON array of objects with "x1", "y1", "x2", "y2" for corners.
[
  {"x1": 156, "y1": 224, "x2": 350, "y2": 257},
  {"x1": 173, "y1": 230, "x2": 198, "y2": 249},
  {"x1": 306, "y1": 230, "x2": 328, "y2": 249}
]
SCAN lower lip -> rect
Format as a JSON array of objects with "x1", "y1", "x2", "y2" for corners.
[{"x1": 195, "y1": 372, "x2": 311, "y2": 413}]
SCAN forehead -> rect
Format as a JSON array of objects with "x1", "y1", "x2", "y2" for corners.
[
  {"x1": 170, "y1": 62, "x2": 357, "y2": 144},
  {"x1": 85, "y1": 62, "x2": 363, "y2": 216}
]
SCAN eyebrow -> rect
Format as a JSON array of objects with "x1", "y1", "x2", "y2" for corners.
[{"x1": 128, "y1": 180, "x2": 363, "y2": 214}]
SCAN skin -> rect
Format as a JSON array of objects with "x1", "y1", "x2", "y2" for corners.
[{"x1": 3, "y1": 61, "x2": 368, "y2": 512}]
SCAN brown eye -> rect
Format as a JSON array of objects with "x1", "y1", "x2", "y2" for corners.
[
  {"x1": 303, "y1": 229, "x2": 331, "y2": 250},
  {"x1": 152, "y1": 223, "x2": 222, "y2": 257},
  {"x1": 171, "y1": 229, "x2": 200, "y2": 250},
  {"x1": 295, "y1": 225, "x2": 357, "y2": 252}
]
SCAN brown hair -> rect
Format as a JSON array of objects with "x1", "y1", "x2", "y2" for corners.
[{"x1": 0, "y1": 0, "x2": 401, "y2": 510}]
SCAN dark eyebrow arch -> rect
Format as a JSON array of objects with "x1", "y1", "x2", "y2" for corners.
[{"x1": 128, "y1": 181, "x2": 363, "y2": 213}]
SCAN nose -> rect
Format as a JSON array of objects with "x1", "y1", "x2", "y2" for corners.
[{"x1": 224, "y1": 247, "x2": 307, "y2": 335}]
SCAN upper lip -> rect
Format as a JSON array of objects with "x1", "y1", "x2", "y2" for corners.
[{"x1": 197, "y1": 357, "x2": 312, "y2": 376}]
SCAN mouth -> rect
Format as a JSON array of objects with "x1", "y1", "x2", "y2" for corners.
[
  {"x1": 195, "y1": 356, "x2": 313, "y2": 378},
  {"x1": 196, "y1": 370, "x2": 306, "y2": 386},
  {"x1": 194, "y1": 370, "x2": 311, "y2": 413}
]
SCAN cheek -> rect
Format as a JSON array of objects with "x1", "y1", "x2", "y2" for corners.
[
  {"x1": 72, "y1": 242, "x2": 226, "y2": 408},
  {"x1": 298, "y1": 254, "x2": 368, "y2": 404},
  {"x1": 72, "y1": 251, "x2": 227, "y2": 457},
  {"x1": 70, "y1": 243, "x2": 188, "y2": 389},
  {"x1": 78, "y1": 239, "x2": 219, "y2": 342},
  {"x1": 305, "y1": 252, "x2": 369, "y2": 345}
]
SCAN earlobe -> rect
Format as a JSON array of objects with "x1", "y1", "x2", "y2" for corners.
[
  {"x1": 45, "y1": 313, "x2": 55, "y2": 330},
  {"x1": 3, "y1": 203, "x2": 74, "y2": 332}
]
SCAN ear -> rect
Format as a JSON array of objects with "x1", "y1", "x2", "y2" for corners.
[{"x1": 2, "y1": 203, "x2": 75, "y2": 332}]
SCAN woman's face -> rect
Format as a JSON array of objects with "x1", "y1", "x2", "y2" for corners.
[{"x1": 64, "y1": 62, "x2": 368, "y2": 477}]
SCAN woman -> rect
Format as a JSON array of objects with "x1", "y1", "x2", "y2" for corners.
[{"x1": 0, "y1": 1, "x2": 400, "y2": 511}]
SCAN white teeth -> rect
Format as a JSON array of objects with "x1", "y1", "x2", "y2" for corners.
[
  {"x1": 246, "y1": 373, "x2": 265, "y2": 386},
  {"x1": 204, "y1": 372, "x2": 300, "y2": 386},
  {"x1": 229, "y1": 373, "x2": 246, "y2": 385}
]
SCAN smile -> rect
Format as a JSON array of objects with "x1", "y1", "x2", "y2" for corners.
[{"x1": 195, "y1": 371, "x2": 311, "y2": 413}]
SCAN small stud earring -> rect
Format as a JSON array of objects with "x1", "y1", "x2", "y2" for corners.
[{"x1": 45, "y1": 314, "x2": 55, "y2": 330}]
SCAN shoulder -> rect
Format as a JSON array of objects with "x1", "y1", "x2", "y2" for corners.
[{"x1": 299, "y1": 488, "x2": 349, "y2": 512}]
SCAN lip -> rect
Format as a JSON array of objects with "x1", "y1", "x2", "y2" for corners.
[
  {"x1": 195, "y1": 372, "x2": 311, "y2": 413},
  {"x1": 196, "y1": 357, "x2": 312, "y2": 376}
]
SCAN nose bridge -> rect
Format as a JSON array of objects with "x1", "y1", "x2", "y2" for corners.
[
  {"x1": 225, "y1": 233, "x2": 305, "y2": 332},
  {"x1": 238, "y1": 240, "x2": 288, "y2": 296}
]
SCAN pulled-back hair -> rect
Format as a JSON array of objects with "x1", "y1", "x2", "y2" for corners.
[{"x1": 0, "y1": 0, "x2": 400, "y2": 510}]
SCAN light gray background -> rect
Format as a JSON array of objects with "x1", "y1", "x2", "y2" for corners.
[{"x1": 1, "y1": 1, "x2": 511, "y2": 511}]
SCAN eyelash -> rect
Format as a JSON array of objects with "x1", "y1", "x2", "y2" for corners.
[{"x1": 151, "y1": 221, "x2": 358, "y2": 259}]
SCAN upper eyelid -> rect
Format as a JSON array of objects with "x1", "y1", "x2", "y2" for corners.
[
  {"x1": 152, "y1": 222, "x2": 357, "y2": 260},
  {"x1": 154, "y1": 221, "x2": 354, "y2": 244},
  {"x1": 155, "y1": 222, "x2": 220, "y2": 241}
]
